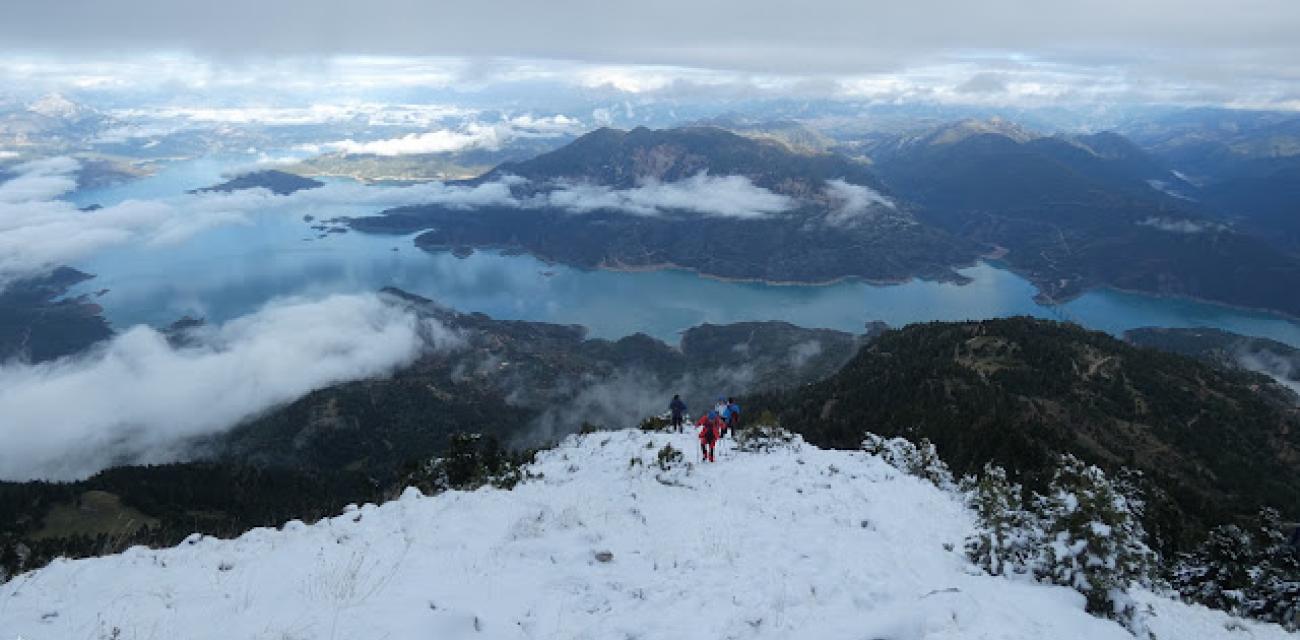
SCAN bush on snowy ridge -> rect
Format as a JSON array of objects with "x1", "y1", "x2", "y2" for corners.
[
  {"x1": 655, "y1": 444, "x2": 684, "y2": 471},
  {"x1": 963, "y1": 454, "x2": 1157, "y2": 637},
  {"x1": 1172, "y1": 507, "x2": 1300, "y2": 631},
  {"x1": 1035, "y1": 455, "x2": 1157, "y2": 634},
  {"x1": 861, "y1": 433, "x2": 955, "y2": 490},
  {"x1": 962, "y1": 463, "x2": 1035, "y2": 579},
  {"x1": 397, "y1": 433, "x2": 529, "y2": 497},
  {"x1": 734, "y1": 423, "x2": 800, "y2": 453}
]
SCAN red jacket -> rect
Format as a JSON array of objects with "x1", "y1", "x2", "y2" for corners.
[{"x1": 697, "y1": 416, "x2": 721, "y2": 443}]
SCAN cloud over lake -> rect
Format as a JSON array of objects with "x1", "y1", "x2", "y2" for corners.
[{"x1": 0, "y1": 292, "x2": 460, "y2": 481}]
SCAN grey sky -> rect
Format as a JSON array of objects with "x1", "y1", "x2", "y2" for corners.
[
  {"x1": 1, "y1": 0, "x2": 1298, "y2": 106},
  {"x1": 3, "y1": 1, "x2": 1295, "y2": 70}
]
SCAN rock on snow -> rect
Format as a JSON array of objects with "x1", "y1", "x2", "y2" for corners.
[{"x1": 0, "y1": 430, "x2": 1289, "y2": 639}]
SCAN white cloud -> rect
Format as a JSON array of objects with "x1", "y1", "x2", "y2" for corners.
[
  {"x1": 310, "y1": 115, "x2": 582, "y2": 157},
  {"x1": 822, "y1": 179, "x2": 896, "y2": 228},
  {"x1": 1, "y1": 0, "x2": 1296, "y2": 96},
  {"x1": 1238, "y1": 351, "x2": 1300, "y2": 401},
  {"x1": 0, "y1": 158, "x2": 521, "y2": 286},
  {"x1": 0, "y1": 157, "x2": 81, "y2": 202},
  {"x1": 90, "y1": 103, "x2": 479, "y2": 144},
  {"x1": 4, "y1": 51, "x2": 1300, "y2": 111},
  {"x1": 0, "y1": 292, "x2": 461, "y2": 481},
  {"x1": 1137, "y1": 217, "x2": 1224, "y2": 234},
  {"x1": 315, "y1": 124, "x2": 507, "y2": 156},
  {"x1": 787, "y1": 340, "x2": 824, "y2": 368},
  {"x1": 539, "y1": 173, "x2": 796, "y2": 219}
]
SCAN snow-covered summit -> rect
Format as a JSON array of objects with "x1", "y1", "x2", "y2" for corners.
[
  {"x1": 26, "y1": 93, "x2": 96, "y2": 121},
  {"x1": 0, "y1": 429, "x2": 1287, "y2": 639}
]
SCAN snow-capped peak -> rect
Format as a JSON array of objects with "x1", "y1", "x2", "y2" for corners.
[
  {"x1": 27, "y1": 93, "x2": 95, "y2": 120},
  {"x1": 0, "y1": 429, "x2": 1287, "y2": 639}
]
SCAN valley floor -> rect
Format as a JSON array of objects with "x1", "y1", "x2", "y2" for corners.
[{"x1": 0, "y1": 430, "x2": 1288, "y2": 640}]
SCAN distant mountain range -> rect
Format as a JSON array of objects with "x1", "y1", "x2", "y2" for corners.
[
  {"x1": 345, "y1": 122, "x2": 1300, "y2": 319},
  {"x1": 353, "y1": 126, "x2": 980, "y2": 284},
  {"x1": 859, "y1": 120, "x2": 1300, "y2": 317},
  {"x1": 1117, "y1": 109, "x2": 1300, "y2": 253},
  {"x1": 1125, "y1": 326, "x2": 1300, "y2": 395}
]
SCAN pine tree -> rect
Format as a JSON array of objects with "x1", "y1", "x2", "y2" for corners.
[
  {"x1": 1173, "y1": 508, "x2": 1300, "y2": 630},
  {"x1": 964, "y1": 463, "x2": 1036, "y2": 577},
  {"x1": 862, "y1": 433, "x2": 954, "y2": 490},
  {"x1": 1244, "y1": 508, "x2": 1300, "y2": 630},
  {"x1": 1173, "y1": 523, "x2": 1252, "y2": 613},
  {"x1": 1035, "y1": 455, "x2": 1155, "y2": 631}
]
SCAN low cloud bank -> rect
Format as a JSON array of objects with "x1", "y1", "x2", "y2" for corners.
[
  {"x1": 787, "y1": 340, "x2": 824, "y2": 368},
  {"x1": 0, "y1": 293, "x2": 460, "y2": 481},
  {"x1": 1137, "y1": 216, "x2": 1224, "y2": 234},
  {"x1": 1238, "y1": 351, "x2": 1300, "y2": 401},
  {"x1": 308, "y1": 115, "x2": 581, "y2": 157},
  {"x1": 823, "y1": 179, "x2": 896, "y2": 227},
  {"x1": 539, "y1": 173, "x2": 796, "y2": 219}
]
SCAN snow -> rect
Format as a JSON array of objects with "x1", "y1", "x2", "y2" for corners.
[{"x1": 0, "y1": 429, "x2": 1290, "y2": 639}]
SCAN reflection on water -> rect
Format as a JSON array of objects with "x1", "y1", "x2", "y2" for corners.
[{"x1": 65, "y1": 158, "x2": 1300, "y2": 347}]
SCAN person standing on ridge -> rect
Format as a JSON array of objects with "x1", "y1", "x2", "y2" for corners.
[
  {"x1": 669, "y1": 394, "x2": 687, "y2": 433},
  {"x1": 726, "y1": 397, "x2": 741, "y2": 437},
  {"x1": 714, "y1": 396, "x2": 728, "y2": 417},
  {"x1": 697, "y1": 410, "x2": 721, "y2": 462}
]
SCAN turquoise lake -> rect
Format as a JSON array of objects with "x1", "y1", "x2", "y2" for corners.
[{"x1": 66, "y1": 156, "x2": 1300, "y2": 347}]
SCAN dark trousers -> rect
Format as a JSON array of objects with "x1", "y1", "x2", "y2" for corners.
[
  {"x1": 672, "y1": 412, "x2": 684, "y2": 432},
  {"x1": 700, "y1": 440, "x2": 715, "y2": 462}
]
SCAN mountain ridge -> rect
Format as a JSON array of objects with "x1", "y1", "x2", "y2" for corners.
[
  {"x1": 753, "y1": 316, "x2": 1300, "y2": 551},
  {"x1": 353, "y1": 125, "x2": 980, "y2": 285},
  {"x1": 5, "y1": 428, "x2": 1291, "y2": 640}
]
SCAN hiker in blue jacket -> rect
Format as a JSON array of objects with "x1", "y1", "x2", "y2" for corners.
[
  {"x1": 669, "y1": 394, "x2": 687, "y2": 433},
  {"x1": 725, "y1": 397, "x2": 741, "y2": 437}
]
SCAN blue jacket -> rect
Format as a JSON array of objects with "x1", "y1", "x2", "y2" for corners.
[{"x1": 670, "y1": 398, "x2": 686, "y2": 414}]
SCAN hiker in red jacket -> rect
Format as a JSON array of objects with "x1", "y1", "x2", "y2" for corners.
[{"x1": 697, "y1": 410, "x2": 722, "y2": 462}]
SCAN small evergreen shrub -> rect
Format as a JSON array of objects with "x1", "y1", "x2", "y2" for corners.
[
  {"x1": 963, "y1": 463, "x2": 1034, "y2": 577},
  {"x1": 862, "y1": 433, "x2": 955, "y2": 490},
  {"x1": 963, "y1": 454, "x2": 1157, "y2": 636},
  {"x1": 1173, "y1": 507, "x2": 1300, "y2": 631},
  {"x1": 734, "y1": 424, "x2": 798, "y2": 453},
  {"x1": 1036, "y1": 455, "x2": 1156, "y2": 630},
  {"x1": 655, "y1": 444, "x2": 684, "y2": 471},
  {"x1": 400, "y1": 433, "x2": 526, "y2": 496}
]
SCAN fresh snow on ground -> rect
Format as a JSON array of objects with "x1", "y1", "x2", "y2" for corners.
[{"x1": 0, "y1": 429, "x2": 1289, "y2": 639}]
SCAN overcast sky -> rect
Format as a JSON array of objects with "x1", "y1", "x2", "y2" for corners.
[{"x1": 2, "y1": 1, "x2": 1299, "y2": 107}]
